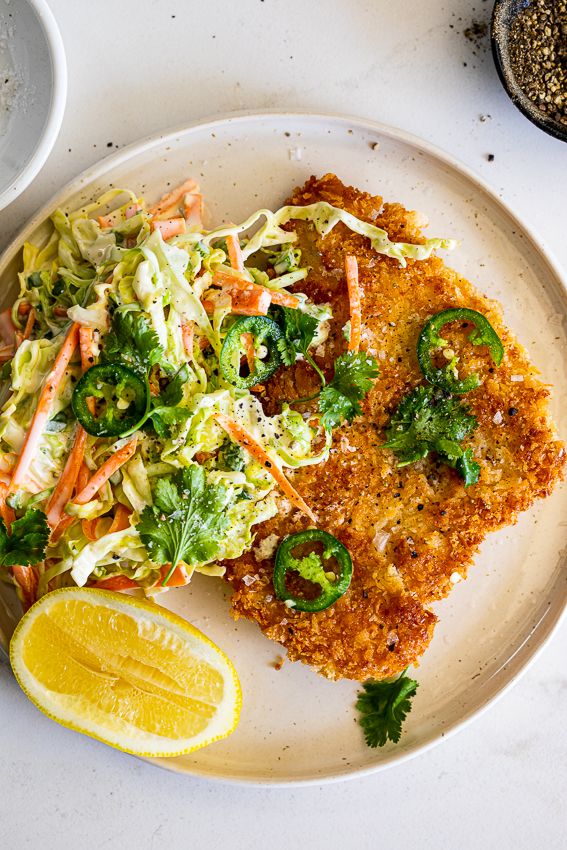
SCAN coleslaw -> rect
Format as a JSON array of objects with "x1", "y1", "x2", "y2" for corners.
[{"x1": 0, "y1": 178, "x2": 454, "y2": 606}]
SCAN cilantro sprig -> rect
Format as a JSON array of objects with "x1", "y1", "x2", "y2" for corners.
[
  {"x1": 272, "y1": 306, "x2": 325, "y2": 386},
  {"x1": 383, "y1": 385, "x2": 480, "y2": 486},
  {"x1": 147, "y1": 365, "x2": 191, "y2": 438},
  {"x1": 0, "y1": 509, "x2": 49, "y2": 569},
  {"x1": 102, "y1": 309, "x2": 167, "y2": 377},
  {"x1": 102, "y1": 310, "x2": 191, "y2": 439},
  {"x1": 137, "y1": 465, "x2": 234, "y2": 585},
  {"x1": 272, "y1": 307, "x2": 379, "y2": 429},
  {"x1": 318, "y1": 351, "x2": 379, "y2": 431},
  {"x1": 356, "y1": 671, "x2": 419, "y2": 747}
]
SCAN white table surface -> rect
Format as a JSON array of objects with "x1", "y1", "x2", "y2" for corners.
[{"x1": 1, "y1": 1, "x2": 565, "y2": 847}]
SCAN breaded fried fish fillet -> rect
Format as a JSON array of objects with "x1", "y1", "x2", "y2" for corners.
[{"x1": 224, "y1": 174, "x2": 565, "y2": 681}]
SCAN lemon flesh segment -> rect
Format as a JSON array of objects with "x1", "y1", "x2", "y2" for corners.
[{"x1": 9, "y1": 588, "x2": 241, "y2": 757}]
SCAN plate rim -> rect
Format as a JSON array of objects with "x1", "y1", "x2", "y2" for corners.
[{"x1": 2, "y1": 109, "x2": 566, "y2": 786}]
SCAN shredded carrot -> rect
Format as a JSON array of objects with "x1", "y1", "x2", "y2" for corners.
[
  {"x1": 181, "y1": 322, "x2": 194, "y2": 357},
  {"x1": 17, "y1": 302, "x2": 31, "y2": 317},
  {"x1": 230, "y1": 287, "x2": 272, "y2": 316},
  {"x1": 94, "y1": 517, "x2": 109, "y2": 538},
  {"x1": 81, "y1": 518, "x2": 99, "y2": 542},
  {"x1": 51, "y1": 440, "x2": 137, "y2": 543},
  {"x1": 98, "y1": 203, "x2": 142, "y2": 229},
  {"x1": 0, "y1": 482, "x2": 15, "y2": 529},
  {"x1": 213, "y1": 269, "x2": 300, "y2": 309},
  {"x1": 344, "y1": 255, "x2": 362, "y2": 353},
  {"x1": 213, "y1": 413, "x2": 316, "y2": 522},
  {"x1": 74, "y1": 438, "x2": 137, "y2": 506},
  {"x1": 83, "y1": 504, "x2": 130, "y2": 542},
  {"x1": 226, "y1": 233, "x2": 245, "y2": 273},
  {"x1": 202, "y1": 288, "x2": 272, "y2": 316},
  {"x1": 53, "y1": 306, "x2": 69, "y2": 318},
  {"x1": 149, "y1": 178, "x2": 198, "y2": 217},
  {"x1": 45, "y1": 426, "x2": 88, "y2": 528},
  {"x1": 159, "y1": 562, "x2": 192, "y2": 588},
  {"x1": 150, "y1": 217, "x2": 186, "y2": 240},
  {"x1": 79, "y1": 326, "x2": 96, "y2": 372},
  {"x1": 93, "y1": 574, "x2": 138, "y2": 591},
  {"x1": 8, "y1": 323, "x2": 80, "y2": 495},
  {"x1": 22, "y1": 307, "x2": 36, "y2": 342},
  {"x1": 108, "y1": 504, "x2": 131, "y2": 534},
  {"x1": 183, "y1": 193, "x2": 203, "y2": 229},
  {"x1": 76, "y1": 461, "x2": 90, "y2": 494},
  {"x1": 16, "y1": 306, "x2": 34, "y2": 349},
  {"x1": 12, "y1": 565, "x2": 38, "y2": 611},
  {"x1": 242, "y1": 332, "x2": 256, "y2": 374}
]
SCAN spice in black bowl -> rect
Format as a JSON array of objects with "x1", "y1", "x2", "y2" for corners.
[{"x1": 492, "y1": 0, "x2": 567, "y2": 142}]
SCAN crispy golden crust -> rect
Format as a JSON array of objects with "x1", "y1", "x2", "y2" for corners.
[{"x1": 224, "y1": 174, "x2": 565, "y2": 681}]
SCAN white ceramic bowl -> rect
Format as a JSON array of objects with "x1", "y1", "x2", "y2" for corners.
[{"x1": 0, "y1": 0, "x2": 66, "y2": 210}]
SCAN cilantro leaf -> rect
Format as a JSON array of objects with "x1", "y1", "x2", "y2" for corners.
[
  {"x1": 272, "y1": 306, "x2": 319, "y2": 366},
  {"x1": 453, "y1": 447, "x2": 481, "y2": 488},
  {"x1": 157, "y1": 365, "x2": 189, "y2": 407},
  {"x1": 271, "y1": 305, "x2": 327, "y2": 393},
  {"x1": 277, "y1": 336, "x2": 297, "y2": 368},
  {"x1": 102, "y1": 310, "x2": 165, "y2": 376},
  {"x1": 318, "y1": 351, "x2": 379, "y2": 430},
  {"x1": 149, "y1": 406, "x2": 190, "y2": 439},
  {"x1": 146, "y1": 366, "x2": 191, "y2": 437},
  {"x1": 0, "y1": 509, "x2": 49, "y2": 568},
  {"x1": 137, "y1": 465, "x2": 234, "y2": 584},
  {"x1": 356, "y1": 672, "x2": 418, "y2": 747},
  {"x1": 383, "y1": 385, "x2": 480, "y2": 486}
]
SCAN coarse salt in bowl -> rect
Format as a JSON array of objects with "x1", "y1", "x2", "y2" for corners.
[{"x1": 0, "y1": 0, "x2": 66, "y2": 210}]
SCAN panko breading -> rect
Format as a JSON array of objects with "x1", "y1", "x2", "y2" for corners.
[{"x1": 224, "y1": 174, "x2": 565, "y2": 682}]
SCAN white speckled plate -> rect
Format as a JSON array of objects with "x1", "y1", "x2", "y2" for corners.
[{"x1": 0, "y1": 113, "x2": 566, "y2": 785}]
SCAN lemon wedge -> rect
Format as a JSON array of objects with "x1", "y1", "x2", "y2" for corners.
[{"x1": 9, "y1": 588, "x2": 241, "y2": 757}]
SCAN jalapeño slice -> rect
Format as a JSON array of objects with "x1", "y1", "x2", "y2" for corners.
[
  {"x1": 219, "y1": 316, "x2": 283, "y2": 389},
  {"x1": 72, "y1": 363, "x2": 149, "y2": 437},
  {"x1": 417, "y1": 307, "x2": 504, "y2": 394},
  {"x1": 273, "y1": 529, "x2": 353, "y2": 613}
]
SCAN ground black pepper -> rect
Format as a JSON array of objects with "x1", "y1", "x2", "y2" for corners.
[{"x1": 508, "y1": 0, "x2": 566, "y2": 127}]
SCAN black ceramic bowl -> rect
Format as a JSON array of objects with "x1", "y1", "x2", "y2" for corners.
[{"x1": 491, "y1": 0, "x2": 567, "y2": 143}]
